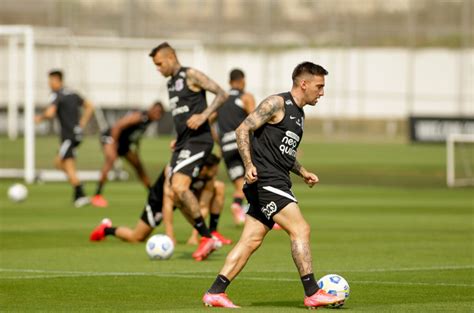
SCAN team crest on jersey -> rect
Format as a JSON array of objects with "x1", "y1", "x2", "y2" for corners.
[
  {"x1": 178, "y1": 149, "x2": 191, "y2": 160},
  {"x1": 261, "y1": 201, "x2": 277, "y2": 219},
  {"x1": 285, "y1": 99, "x2": 293, "y2": 106},
  {"x1": 175, "y1": 78, "x2": 184, "y2": 92}
]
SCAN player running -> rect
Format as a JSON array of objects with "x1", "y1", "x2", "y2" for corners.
[
  {"x1": 149, "y1": 42, "x2": 228, "y2": 261},
  {"x1": 202, "y1": 62, "x2": 344, "y2": 308},
  {"x1": 214, "y1": 69, "x2": 255, "y2": 225},
  {"x1": 89, "y1": 154, "x2": 232, "y2": 252},
  {"x1": 35, "y1": 70, "x2": 94, "y2": 208},
  {"x1": 91, "y1": 101, "x2": 164, "y2": 208}
]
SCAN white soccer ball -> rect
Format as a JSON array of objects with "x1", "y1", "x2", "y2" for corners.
[
  {"x1": 8, "y1": 183, "x2": 28, "y2": 203},
  {"x1": 317, "y1": 274, "x2": 350, "y2": 308},
  {"x1": 146, "y1": 234, "x2": 174, "y2": 260}
]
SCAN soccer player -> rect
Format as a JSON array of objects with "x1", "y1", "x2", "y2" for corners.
[
  {"x1": 202, "y1": 62, "x2": 344, "y2": 308},
  {"x1": 89, "y1": 154, "x2": 232, "y2": 248},
  {"x1": 149, "y1": 42, "x2": 228, "y2": 261},
  {"x1": 91, "y1": 101, "x2": 164, "y2": 208},
  {"x1": 35, "y1": 70, "x2": 94, "y2": 208},
  {"x1": 214, "y1": 69, "x2": 255, "y2": 225}
]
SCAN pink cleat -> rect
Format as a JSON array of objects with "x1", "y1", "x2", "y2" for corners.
[
  {"x1": 192, "y1": 237, "x2": 221, "y2": 261},
  {"x1": 203, "y1": 293, "x2": 240, "y2": 308},
  {"x1": 272, "y1": 223, "x2": 282, "y2": 230},
  {"x1": 231, "y1": 203, "x2": 245, "y2": 226},
  {"x1": 89, "y1": 218, "x2": 112, "y2": 241},
  {"x1": 304, "y1": 289, "x2": 345, "y2": 309},
  {"x1": 91, "y1": 194, "x2": 108, "y2": 208},
  {"x1": 211, "y1": 231, "x2": 233, "y2": 245}
]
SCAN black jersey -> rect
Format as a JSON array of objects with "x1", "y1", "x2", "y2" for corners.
[
  {"x1": 118, "y1": 111, "x2": 151, "y2": 144},
  {"x1": 216, "y1": 88, "x2": 247, "y2": 152},
  {"x1": 251, "y1": 92, "x2": 304, "y2": 188},
  {"x1": 50, "y1": 88, "x2": 84, "y2": 140},
  {"x1": 167, "y1": 67, "x2": 212, "y2": 150}
]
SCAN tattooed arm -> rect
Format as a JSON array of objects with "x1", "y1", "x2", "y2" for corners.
[
  {"x1": 235, "y1": 95, "x2": 284, "y2": 183},
  {"x1": 186, "y1": 68, "x2": 228, "y2": 130},
  {"x1": 291, "y1": 159, "x2": 319, "y2": 187}
]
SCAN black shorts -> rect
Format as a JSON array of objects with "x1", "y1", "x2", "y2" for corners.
[
  {"x1": 100, "y1": 129, "x2": 132, "y2": 156},
  {"x1": 58, "y1": 138, "x2": 81, "y2": 160},
  {"x1": 222, "y1": 149, "x2": 245, "y2": 182},
  {"x1": 243, "y1": 181, "x2": 298, "y2": 229},
  {"x1": 140, "y1": 170, "x2": 166, "y2": 227},
  {"x1": 170, "y1": 141, "x2": 213, "y2": 178}
]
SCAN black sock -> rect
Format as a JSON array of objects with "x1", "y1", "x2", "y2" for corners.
[
  {"x1": 95, "y1": 182, "x2": 104, "y2": 196},
  {"x1": 301, "y1": 273, "x2": 319, "y2": 297},
  {"x1": 209, "y1": 213, "x2": 220, "y2": 232},
  {"x1": 193, "y1": 216, "x2": 212, "y2": 238},
  {"x1": 74, "y1": 185, "x2": 85, "y2": 199},
  {"x1": 233, "y1": 197, "x2": 243, "y2": 206},
  {"x1": 104, "y1": 227, "x2": 116, "y2": 236},
  {"x1": 208, "y1": 274, "x2": 231, "y2": 294}
]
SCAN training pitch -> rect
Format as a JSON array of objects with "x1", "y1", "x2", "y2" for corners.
[{"x1": 0, "y1": 136, "x2": 472, "y2": 312}]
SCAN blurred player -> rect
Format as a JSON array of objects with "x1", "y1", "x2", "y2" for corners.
[
  {"x1": 214, "y1": 69, "x2": 255, "y2": 225},
  {"x1": 91, "y1": 101, "x2": 164, "y2": 208},
  {"x1": 203, "y1": 62, "x2": 343, "y2": 308},
  {"x1": 35, "y1": 70, "x2": 94, "y2": 208},
  {"x1": 89, "y1": 154, "x2": 232, "y2": 249},
  {"x1": 149, "y1": 42, "x2": 228, "y2": 261}
]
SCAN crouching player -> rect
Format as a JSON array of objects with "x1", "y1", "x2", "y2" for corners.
[
  {"x1": 91, "y1": 101, "x2": 164, "y2": 208},
  {"x1": 89, "y1": 154, "x2": 232, "y2": 257}
]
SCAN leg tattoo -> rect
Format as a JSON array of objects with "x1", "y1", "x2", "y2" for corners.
[{"x1": 291, "y1": 240, "x2": 313, "y2": 276}]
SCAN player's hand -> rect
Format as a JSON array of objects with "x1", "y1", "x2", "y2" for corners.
[
  {"x1": 245, "y1": 164, "x2": 258, "y2": 184},
  {"x1": 169, "y1": 139, "x2": 176, "y2": 151},
  {"x1": 186, "y1": 113, "x2": 207, "y2": 130},
  {"x1": 303, "y1": 171, "x2": 319, "y2": 188}
]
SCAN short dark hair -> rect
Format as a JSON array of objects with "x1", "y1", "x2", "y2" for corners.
[
  {"x1": 229, "y1": 69, "x2": 245, "y2": 82},
  {"x1": 203, "y1": 153, "x2": 221, "y2": 167},
  {"x1": 292, "y1": 62, "x2": 328, "y2": 85},
  {"x1": 48, "y1": 70, "x2": 63, "y2": 81},
  {"x1": 149, "y1": 42, "x2": 175, "y2": 57},
  {"x1": 152, "y1": 101, "x2": 164, "y2": 111}
]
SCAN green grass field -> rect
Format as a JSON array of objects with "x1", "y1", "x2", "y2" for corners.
[{"x1": 1, "y1": 135, "x2": 473, "y2": 312}]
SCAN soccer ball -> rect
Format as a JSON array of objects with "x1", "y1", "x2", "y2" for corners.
[
  {"x1": 8, "y1": 183, "x2": 28, "y2": 202},
  {"x1": 317, "y1": 274, "x2": 350, "y2": 308},
  {"x1": 146, "y1": 234, "x2": 174, "y2": 260}
]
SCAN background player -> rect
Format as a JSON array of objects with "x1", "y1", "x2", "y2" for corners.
[
  {"x1": 202, "y1": 62, "x2": 343, "y2": 309},
  {"x1": 91, "y1": 101, "x2": 164, "y2": 207},
  {"x1": 35, "y1": 70, "x2": 94, "y2": 208},
  {"x1": 214, "y1": 69, "x2": 256, "y2": 226},
  {"x1": 149, "y1": 42, "x2": 228, "y2": 261},
  {"x1": 89, "y1": 154, "x2": 231, "y2": 249}
]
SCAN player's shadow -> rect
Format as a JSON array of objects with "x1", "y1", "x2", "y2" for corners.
[{"x1": 251, "y1": 300, "x2": 300, "y2": 308}]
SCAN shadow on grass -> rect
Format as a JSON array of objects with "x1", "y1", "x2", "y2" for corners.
[{"x1": 250, "y1": 300, "x2": 300, "y2": 308}]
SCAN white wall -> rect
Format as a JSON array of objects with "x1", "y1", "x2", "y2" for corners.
[{"x1": 0, "y1": 38, "x2": 472, "y2": 118}]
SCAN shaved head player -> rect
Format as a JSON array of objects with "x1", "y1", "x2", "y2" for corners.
[{"x1": 149, "y1": 42, "x2": 228, "y2": 261}]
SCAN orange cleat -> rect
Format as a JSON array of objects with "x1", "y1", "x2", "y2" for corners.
[
  {"x1": 304, "y1": 289, "x2": 345, "y2": 309},
  {"x1": 192, "y1": 237, "x2": 221, "y2": 261},
  {"x1": 202, "y1": 293, "x2": 240, "y2": 308},
  {"x1": 231, "y1": 203, "x2": 245, "y2": 226},
  {"x1": 89, "y1": 218, "x2": 112, "y2": 241},
  {"x1": 91, "y1": 194, "x2": 108, "y2": 208},
  {"x1": 211, "y1": 231, "x2": 233, "y2": 245}
]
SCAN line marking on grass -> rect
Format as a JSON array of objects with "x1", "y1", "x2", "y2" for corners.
[{"x1": 1, "y1": 267, "x2": 473, "y2": 287}]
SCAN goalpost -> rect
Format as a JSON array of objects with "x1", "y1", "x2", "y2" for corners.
[
  {"x1": 0, "y1": 25, "x2": 204, "y2": 184},
  {"x1": 0, "y1": 25, "x2": 35, "y2": 183},
  {"x1": 446, "y1": 133, "x2": 474, "y2": 187}
]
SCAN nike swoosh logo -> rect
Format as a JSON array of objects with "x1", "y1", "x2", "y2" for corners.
[{"x1": 290, "y1": 116, "x2": 296, "y2": 119}]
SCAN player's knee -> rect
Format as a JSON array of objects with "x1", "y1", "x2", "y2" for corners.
[
  {"x1": 297, "y1": 221, "x2": 311, "y2": 239},
  {"x1": 242, "y1": 236, "x2": 263, "y2": 252},
  {"x1": 215, "y1": 181, "x2": 225, "y2": 195},
  {"x1": 171, "y1": 181, "x2": 187, "y2": 197}
]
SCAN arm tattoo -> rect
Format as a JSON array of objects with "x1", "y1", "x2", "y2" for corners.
[
  {"x1": 236, "y1": 96, "x2": 283, "y2": 168},
  {"x1": 291, "y1": 159, "x2": 304, "y2": 177},
  {"x1": 291, "y1": 239, "x2": 313, "y2": 276},
  {"x1": 188, "y1": 68, "x2": 227, "y2": 118}
]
